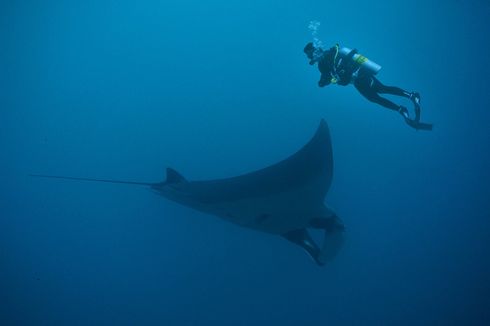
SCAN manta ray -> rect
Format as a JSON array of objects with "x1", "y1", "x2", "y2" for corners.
[{"x1": 32, "y1": 119, "x2": 344, "y2": 266}]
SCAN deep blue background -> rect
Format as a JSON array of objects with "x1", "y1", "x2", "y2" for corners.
[{"x1": 1, "y1": 0, "x2": 489, "y2": 325}]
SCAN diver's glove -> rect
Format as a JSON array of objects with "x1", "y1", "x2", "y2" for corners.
[
  {"x1": 318, "y1": 72, "x2": 334, "y2": 87},
  {"x1": 318, "y1": 78, "x2": 330, "y2": 87}
]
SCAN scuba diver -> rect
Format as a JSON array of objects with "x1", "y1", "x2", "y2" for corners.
[{"x1": 304, "y1": 42, "x2": 432, "y2": 130}]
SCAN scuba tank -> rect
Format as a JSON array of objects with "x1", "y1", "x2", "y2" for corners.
[{"x1": 339, "y1": 46, "x2": 382, "y2": 75}]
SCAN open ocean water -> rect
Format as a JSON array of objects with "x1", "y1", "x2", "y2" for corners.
[{"x1": 1, "y1": 0, "x2": 489, "y2": 325}]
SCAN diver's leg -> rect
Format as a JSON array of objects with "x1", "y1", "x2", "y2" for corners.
[
  {"x1": 282, "y1": 229, "x2": 324, "y2": 266},
  {"x1": 373, "y1": 77, "x2": 422, "y2": 111},
  {"x1": 354, "y1": 77, "x2": 405, "y2": 113},
  {"x1": 371, "y1": 76, "x2": 411, "y2": 97}
]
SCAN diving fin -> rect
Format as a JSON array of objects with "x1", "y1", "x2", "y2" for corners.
[
  {"x1": 405, "y1": 94, "x2": 432, "y2": 131},
  {"x1": 405, "y1": 117, "x2": 433, "y2": 131}
]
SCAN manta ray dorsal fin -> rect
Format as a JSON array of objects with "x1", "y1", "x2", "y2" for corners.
[{"x1": 166, "y1": 168, "x2": 187, "y2": 184}]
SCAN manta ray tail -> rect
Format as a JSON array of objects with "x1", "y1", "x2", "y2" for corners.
[
  {"x1": 30, "y1": 167, "x2": 188, "y2": 187},
  {"x1": 29, "y1": 174, "x2": 155, "y2": 186}
]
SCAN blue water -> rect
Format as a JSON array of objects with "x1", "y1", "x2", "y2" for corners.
[{"x1": 2, "y1": 1, "x2": 489, "y2": 325}]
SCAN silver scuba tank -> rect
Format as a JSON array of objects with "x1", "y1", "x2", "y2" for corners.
[{"x1": 339, "y1": 47, "x2": 382, "y2": 75}]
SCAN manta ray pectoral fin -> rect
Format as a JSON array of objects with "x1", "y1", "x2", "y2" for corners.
[
  {"x1": 282, "y1": 229, "x2": 325, "y2": 266},
  {"x1": 165, "y1": 168, "x2": 187, "y2": 184}
]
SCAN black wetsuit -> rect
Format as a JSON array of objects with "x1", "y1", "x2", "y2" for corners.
[
  {"x1": 317, "y1": 48, "x2": 411, "y2": 111},
  {"x1": 353, "y1": 70, "x2": 411, "y2": 111}
]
